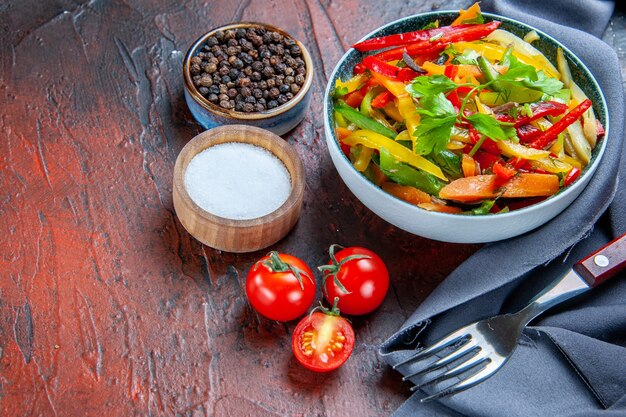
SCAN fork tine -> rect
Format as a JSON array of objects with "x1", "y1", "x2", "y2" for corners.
[
  {"x1": 419, "y1": 360, "x2": 500, "y2": 403},
  {"x1": 393, "y1": 329, "x2": 470, "y2": 370},
  {"x1": 410, "y1": 352, "x2": 490, "y2": 392},
  {"x1": 402, "y1": 338, "x2": 478, "y2": 382}
]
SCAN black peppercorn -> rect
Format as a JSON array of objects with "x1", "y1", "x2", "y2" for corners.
[
  {"x1": 198, "y1": 86, "x2": 209, "y2": 95},
  {"x1": 251, "y1": 71, "x2": 262, "y2": 81},
  {"x1": 284, "y1": 38, "x2": 295, "y2": 47},
  {"x1": 221, "y1": 75, "x2": 231, "y2": 84},
  {"x1": 252, "y1": 88, "x2": 263, "y2": 99},
  {"x1": 237, "y1": 77, "x2": 251, "y2": 88},
  {"x1": 190, "y1": 63, "x2": 202, "y2": 75},
  {"x1": 284, "y1": 76, "x2": 295, "y2": 85},
  {"x1": 200, "y1": 75, "x2": 213, "y2": 87},
  {"x1": 227, "y1": 88, "x2": 237, "y2": 98},
  {"x1": 208, "y1": 93, "x2": 219, "y2": 102},
  {"x1": 220, "y1": 100, "x2": 233, "y2": 109},
  {"x1": 275, "y1": 63, "x2": 287, "y2": 74},
  {"x1": 236, "y1": 28, "x2": 246, "y2": 39},
  {"x1": 240, "y1": 87, "x2": 251, "y2": 97},
  {"x1": 228, "y1": 68, "x2": 240, "y2": 79},
  {"x1": 235, "y1": 102, "x2": 244, "y2": 111},
  {"x1": 267, "y1": 100, "x2": 278, "y2": 109},
  {"x1": 240, "y1": 53, "x2": 253, "y2": 65},
  {"x1": 251, "y1": 61, "x2": 263, "y2": 72},
  {"x1": 267, "y1": 78, "x2": 276, "y2": 88},
  {"x1": 207, "y1": 36, "x2": 219, "y2": 47},
  {"x1": 290, "y1": 83, "x2": 300, "y2": 94},
  {"x1": 204, "y1": 62, "x2": 217, "y2": 74},
  {"x1": 262, "y1": 67, "x2": 274, "y2": 78},
  {"x1": 296, "y1": 66, "x2": 306, "y2": 75},
  {"x1": 243, "y1": 102, "x2": 254, "y2": 112},
  {"x1": 245, "y1": 95, "x2": 256, "y2": 104},
  {"x1": 277, "y1": 94, "x2": 288, "y2": 104},
  {"x1": 275, "y1": 45, "x2": 285, "y2": 56},
  {"x1": 215, "y1": 30, "x2": 225, "y2": 41},
  {"x1": 285, "y1": 57, "x2": 297, "y2": 68},
  {"x1": 270, "y1": 32, "x2": 282, "y2": 43},
  {"x1": 208, "y1": 85, "x2": 220, "y2": 95},
  {"x1": 295, "y1": 74, "x2": 305, "y2": 85},
  {"x1": 269, "y1": 87, "x2": 280, "y2": 99},
  {"x1": 284, "y1": 67, "x2": 294, "y2": 77},
  {"x1": 191, "y1": 56, "x2": 203, "y2": 66},
  {"x1": 262, "y1": 90, "x2": 269, "y2": 100},
  {"x1": 226, "y1": 46, "x2": 238, "y2": 56},
  {"x1": 286, "y1": 92, "x2": 294, "y2": 100},
  {"x1": 219, "y1": 85, "x2": 228, "y2": 95},
  {"x1": 290, "y1": 45, "x2": 301, "y2": 56},
  {"x1": 257, "y1": 98, "x2": 266, "y2": 106},
  {"x1": 218, "y1": 93, "x2": 229, "y2": 102},
  {"x1": 260, "y1": 50, "x2": 271, "y2": 59},
  {"x1": 255, "y1": 103, "x2": 265, "y2": 112},
  {"x1": 243, "y1": 66, "x2": 253, "y2": 76},
  {"x1": 278, "y1": 84, "x2": 290, "y2": 94},
  {"x1": 224, "y1": 30, "x2": 236, "y2": 40},
  {"x1": 219, "y1": 66, "x2": 230, "y2": 76}
]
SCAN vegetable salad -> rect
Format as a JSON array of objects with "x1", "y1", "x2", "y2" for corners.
[{"x1": 332, "y1": 3, "x2": 604, "y2": 215}]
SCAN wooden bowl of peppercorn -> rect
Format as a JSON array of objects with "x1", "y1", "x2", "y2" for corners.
[{"x1": 183, "y1": 22, "x2": 313, "y2": 136}]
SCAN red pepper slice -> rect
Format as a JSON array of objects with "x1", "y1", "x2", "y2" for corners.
[
  {"x1": 473, "y1": 150, "x2": 500, "y2": 171},
  {"x1": 361, "y1": 56, "x2": 418, "y2": 82},
  {"x1": 493, "y1": 160, "x2": 517, "y2": 181},
  {"x1": 344, "y1": 89, "x2": 366, "y2": 108},
  {"x1": 373, "y1": 21, "x2": 501, "y2": 62},
  {"x1": 530, "y1": 99, "x2": 592, "y2": 149},
  {"x1": 353, "y1": 63, "x2": 367, "y2": 75},
  {"x1": 563, "y1": 167, "x2": 581, "y2": 187},
  {"x1": 371, "y1": 91, "x2": 393, "y2": 108},
  {"x1": 444, "y1": 65, "x2": 459, "y2": 79},
  {"x1": 516, "y1": 124, "x2": 542, "y2": 144},
  {"x1": 354, "y1": 24, "x2": 482, "y2": 51}
]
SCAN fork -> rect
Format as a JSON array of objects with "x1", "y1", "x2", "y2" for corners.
[{"x1": 394, "y1": 233, "x2": 626, "y2": 403}]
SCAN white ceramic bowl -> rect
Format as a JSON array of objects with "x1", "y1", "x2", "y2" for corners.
[{"x1": 323, "y1": 12, "x2": 609, "y2": 243}]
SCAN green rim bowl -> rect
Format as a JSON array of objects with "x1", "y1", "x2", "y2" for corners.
[{"x1": 323, "y1": 11, "x2": 609, "y2": 243}]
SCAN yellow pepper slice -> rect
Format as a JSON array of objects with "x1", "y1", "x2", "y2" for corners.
[
  {"x1": 354, "y1": 146, "x2": 374, "y2": 172},
  {"x1": 343, "y1": 130, "x2": 447, "y2": 181},
  {"x1": 497, "y1": 140, "x2": 550, "y2": 160},
  {"x1": 370, "y1": 72, "x2": 422, "y2": 152},
  {"x1": 335, "y1": 73, "x2": 369, "y2": 95},
  {"x1": 382, "y1": 102, "x2": 403, "y2": 122}
]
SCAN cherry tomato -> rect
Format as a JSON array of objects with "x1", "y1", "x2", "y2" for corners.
[
  {"x1": 292, "y1": 304, "x2": 355, "y2": 372},
  {"x1": 320, "y1": 245, "x2": 389, "y2": 315},
  {"x1": 246, "y1": 252, "x2": 316, "y2": 321}
]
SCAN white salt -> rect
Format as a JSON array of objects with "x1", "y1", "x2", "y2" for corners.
[{"x1": 184, "y1": 142, "x2": 292, "y2": 220}]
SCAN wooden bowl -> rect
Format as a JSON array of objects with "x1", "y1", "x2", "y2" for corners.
[{"x1": 173, "y1": 125, "x2": 305, "y2": 252}]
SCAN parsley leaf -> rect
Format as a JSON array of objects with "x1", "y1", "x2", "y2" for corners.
[
  {"x1": 442, "y1": 44, "x2": 459, "y2": 58},
  {"x1": 422, "y1": 19, "x2": 440, "y2": 30},
  {"x1": 405, "y1": 75, "x2": 457, "y2": 98},
  {"x1": 466, "y1": 113, "x2": 517, "y2": 141},
  {"x1": 498, "y1": 56, "x2": 563, "y2": 95},
  {"x1": 413, "y1": 93, "x2": 457, "y2": 155}
]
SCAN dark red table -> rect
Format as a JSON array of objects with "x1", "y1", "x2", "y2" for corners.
[{"x1": 1, "y1": 1, "x2": 625, "y2": 416}]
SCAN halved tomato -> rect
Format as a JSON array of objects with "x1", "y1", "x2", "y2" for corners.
[{"x1": 292, "y1": 310, "x2": 355, "y2": 372}]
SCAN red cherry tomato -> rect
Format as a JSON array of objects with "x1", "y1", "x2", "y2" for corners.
[
  {"x1": 292, "y1": 306, "x2": 355, "y2": 372},
  {"x1": 246, "y1": 252, "x2": 316, "y2": 321},
  {"x1": 320, "y1": 245, "x2": 389, "y2": 315}
]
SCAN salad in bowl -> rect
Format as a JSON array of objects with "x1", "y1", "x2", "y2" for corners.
[{"x1": 330, "y1": 3, "x2": 605, "y2": 217}]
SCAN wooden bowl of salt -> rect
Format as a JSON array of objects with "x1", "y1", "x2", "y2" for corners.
[{"x1": 173, "y1": 125, "x2": 305, "y2": 253}]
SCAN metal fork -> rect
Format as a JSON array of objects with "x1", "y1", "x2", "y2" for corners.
[{"x1": 394, "y1": 233, "x2": 626, "y2": 403}]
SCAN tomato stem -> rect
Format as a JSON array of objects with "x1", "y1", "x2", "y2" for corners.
[
  {"x1": 318, "y1": 244, "x2": 371, "y2": 297},
  {"x1": 261, "y1": 251, "x2": 312, "y2": 291}
]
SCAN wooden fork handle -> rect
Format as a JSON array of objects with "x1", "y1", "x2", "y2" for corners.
[{"x1": 573, "y1": 233, "x2": 626, "y2": 288}]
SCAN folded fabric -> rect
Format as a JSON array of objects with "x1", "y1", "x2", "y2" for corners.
[{"x1": 380, "y1": 1, "x2": 626, "y2": 416}]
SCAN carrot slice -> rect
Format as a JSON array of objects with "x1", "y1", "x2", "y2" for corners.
[
  {"x1": 439, "y1": 173, "x2": 560, "y2": 202},
  {"x1": 382, "y1": 182, "x2": 431, "y2": 205}
]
